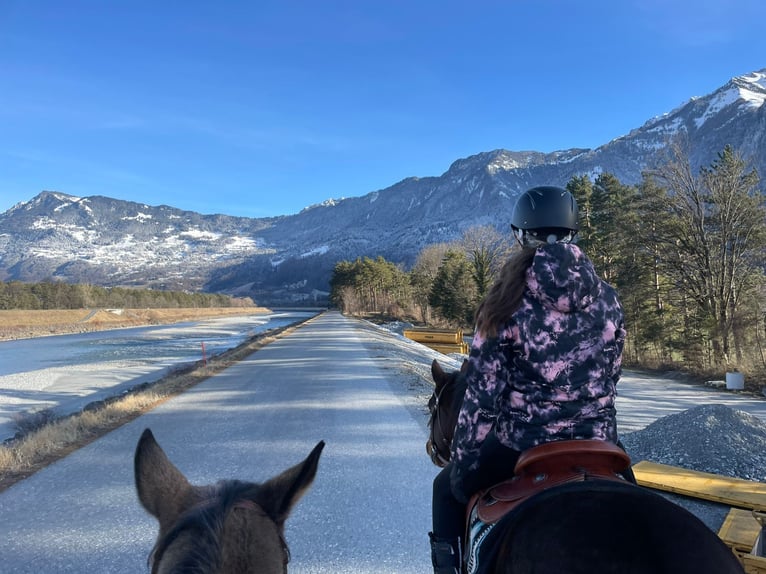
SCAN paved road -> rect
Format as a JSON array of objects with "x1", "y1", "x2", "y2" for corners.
[{"x1": 0, "y1": 311, "x2": 436, "y2": 574}]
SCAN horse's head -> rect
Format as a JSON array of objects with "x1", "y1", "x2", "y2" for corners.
[
  {"x1": 426, "y1": 359, "x2": 468, "y2": 468},
  {"x1": 134, "y1": 428, "x2": 324, "y2": 574}
]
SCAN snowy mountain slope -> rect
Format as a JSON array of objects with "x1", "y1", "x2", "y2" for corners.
[{"x1": 0, "y1": 193, "x2": 279, "y2": 290}]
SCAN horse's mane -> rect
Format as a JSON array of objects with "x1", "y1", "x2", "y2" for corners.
[
  {"x1": 150, "y1": 480, "x2": 263, "y2": 574},
  {"x1": 446, "y1": 365, "x2": 469, "y2": 425}
]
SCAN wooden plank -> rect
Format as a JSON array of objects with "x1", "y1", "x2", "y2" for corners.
[
  {"x1": 633, "y1": 460, "x2": 766, "y2": 511},
  {"x1": 742, "y1": 554, "x2": 766, "y2": 574},
  {"x1": 719, "y1": 508, "x2": 761, "y2": 552}
]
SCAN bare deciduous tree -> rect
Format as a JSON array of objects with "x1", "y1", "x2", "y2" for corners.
[
  {"x1": 459, "y1": 225, "x2": 512, "y2": 299},
  {"x1": 648, "y1": 143, "x2": 765, "y2": 368},
  {"x1": 410, "y1": 243, "x2": 452, "y2": 323}
]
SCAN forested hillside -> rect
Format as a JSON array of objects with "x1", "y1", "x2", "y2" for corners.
[{"x1": 331, "y1": 145, "x2": 766, "y2": 384}]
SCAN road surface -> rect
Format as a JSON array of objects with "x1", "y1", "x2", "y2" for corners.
[{"x1": 0, "y1": 311, "x2": 437, "y2": 574}]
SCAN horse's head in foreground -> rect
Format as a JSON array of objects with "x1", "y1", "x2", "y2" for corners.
[{"x1": 134, "y1": 428, "x2": 324, "y2": 574}]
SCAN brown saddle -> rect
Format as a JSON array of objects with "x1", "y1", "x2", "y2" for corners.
[{"x1": 470, "y1": 439, "x2": 632, "y2": 524}]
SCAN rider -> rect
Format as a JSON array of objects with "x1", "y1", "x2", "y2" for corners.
[{"x1": 429, "y1": 185, "x2": 628, "y2": 574}]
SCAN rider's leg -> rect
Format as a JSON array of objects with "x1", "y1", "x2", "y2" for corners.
[{"x1": 431, "y1": 464, "x2": 463, "y2": 574}]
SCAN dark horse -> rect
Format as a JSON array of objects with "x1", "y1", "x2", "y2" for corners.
[
  {"x1": 428, "y1": 360, "x2": 744, "y2": 574},
  {"x1": 134, "y1": 428, "x2": 324, "y2": 574}
]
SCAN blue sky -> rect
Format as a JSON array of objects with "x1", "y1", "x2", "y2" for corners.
[{"x1": 1, "y1": 1, "x2": 764, "y2": 218}]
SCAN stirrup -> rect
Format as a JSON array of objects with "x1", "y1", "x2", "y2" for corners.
[{"x1": 429, "y1": 532, "x2": 462, "y2": 574}]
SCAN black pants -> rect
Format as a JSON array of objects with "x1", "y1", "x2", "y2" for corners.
[{"x1": 432, "y1": 433, "x2": 520, "y2": 540}]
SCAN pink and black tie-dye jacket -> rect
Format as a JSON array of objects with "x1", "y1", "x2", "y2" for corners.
[{"x1": 450, "y1": 243, "x2": 625, "y2": 487}]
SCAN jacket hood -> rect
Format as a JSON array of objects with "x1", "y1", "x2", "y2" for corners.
[{"x1": 525, "y1": 243, "x2": 602, "y2": 313}]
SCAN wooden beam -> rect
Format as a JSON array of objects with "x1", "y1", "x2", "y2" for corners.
[
  {"x1": 633, "y1": 460, "x2": 766, "y2": 511},
  {"x1": 719, "y1": 508, "x2": 761, "y2": 553}
]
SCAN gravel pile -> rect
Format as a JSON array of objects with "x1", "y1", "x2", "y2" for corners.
[
  {"x1": 621, "y1": 403, "x2": 766, "y2": 532},
  {"x1": 621, "y1": 403, "x2": 766, "y2": 482}
]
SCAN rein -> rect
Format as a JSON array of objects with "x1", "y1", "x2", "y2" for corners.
[{"x1": 428, "y1": 383, "x2": 454, "y2": 467}]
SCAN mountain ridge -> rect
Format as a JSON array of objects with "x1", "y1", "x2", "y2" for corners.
[{"x1": 1, "y1": 68, "x2": 764, "y2": 305}]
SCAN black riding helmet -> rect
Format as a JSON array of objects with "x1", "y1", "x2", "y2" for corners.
[{"x1": 511, "y1": 185, "x2": 579, "y2": 246}]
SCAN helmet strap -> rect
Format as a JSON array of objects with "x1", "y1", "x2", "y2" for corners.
[{"x1": 513, "y1": 228, "x2": 577, "y2": 248}]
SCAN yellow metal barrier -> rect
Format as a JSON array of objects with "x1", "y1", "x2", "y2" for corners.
[
  {"x1": 403, "y1": 328, "x2": 469, "y2": 355},
  {"x1": 403, "y1": 327, "x2": 464, "y2": 344}
]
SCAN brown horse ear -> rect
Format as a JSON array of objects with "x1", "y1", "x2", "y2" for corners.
[
  {"x1": 255, "y1": 440, "x2": 325, "y2": 526},
  {"x1": 431, "y1": 360, "x2": 446, "y2": 388},
  {"x1": 134, "y1": 428, "x2": 193, "y2": 530}
]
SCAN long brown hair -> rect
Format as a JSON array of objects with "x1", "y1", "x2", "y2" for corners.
[{"x1": 474, "y1": 246, "x2": 537, "y2": 338}]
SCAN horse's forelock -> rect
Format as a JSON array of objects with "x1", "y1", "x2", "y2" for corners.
[{"x1": 150, "y1": 480, "x2": 265, "y2": 574}]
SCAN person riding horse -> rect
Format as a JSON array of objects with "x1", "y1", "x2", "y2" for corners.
[{"x1": 430, "y1": 185, "x2": 630, "y2": 574}]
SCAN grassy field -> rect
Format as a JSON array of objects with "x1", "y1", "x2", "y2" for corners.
[{"x1": 0, "y1": 307, "x2": 271, "y2": 340}]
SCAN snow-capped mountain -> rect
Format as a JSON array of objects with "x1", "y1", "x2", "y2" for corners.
[
  {"x1": 0, "y1": 193, "x2": 278, "y2": 291},
  {"x1": 1, "y1": 69, "x2": 765, "y2": 305}
]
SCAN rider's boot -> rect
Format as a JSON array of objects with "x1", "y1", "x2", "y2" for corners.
[{"x1": 429, "y1": 532, "x2": 462, "y2": 574}]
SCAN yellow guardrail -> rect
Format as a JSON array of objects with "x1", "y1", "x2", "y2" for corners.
[{"x1": 403, "y1": 328, "x2": 469, "y2": 354}]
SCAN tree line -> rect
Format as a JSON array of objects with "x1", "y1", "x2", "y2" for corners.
[
  {"x1": 330, "y1": 144, "x2": 766, "y2": 378},
  {"x1": 0, "y1": 280, "x2": 252, "y2": 310}
]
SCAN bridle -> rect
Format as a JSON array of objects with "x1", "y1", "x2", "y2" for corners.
[{"x1": 427, "y1": 383, "x2": 454, "y2": 468}]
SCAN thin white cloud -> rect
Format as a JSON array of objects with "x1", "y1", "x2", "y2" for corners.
[
  {"x1": 162, "y1": 113, "x2": 357, "y2": 153},
  {"x1": 96, "y1": 115, "x2": 148, "y2": 131},
  {"x1": 632, "y1": 0, "x2": 765, "y2": 47},
  {"x1": 0, "y1": 146, "x2": 157, "y2": 188}
]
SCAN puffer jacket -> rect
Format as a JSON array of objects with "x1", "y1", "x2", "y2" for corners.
[{"x1": 450, "y1": 243, "x2": 626, "y2": 491}]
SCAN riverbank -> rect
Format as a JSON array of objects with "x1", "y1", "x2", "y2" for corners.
[
  {"x1": 0, "y1": 315, "x2": 314, "y2": 492},
  {"x1": 0, "y1": 307, "x2": 272, "y2": 341}
]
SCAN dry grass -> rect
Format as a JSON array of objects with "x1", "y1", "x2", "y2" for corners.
[
  {"x1": 0, "y1": 307, "x2": 271, "y2": 341},
  {"x1": 0, "y1": 317, "x2": 310, "y2": 493}
]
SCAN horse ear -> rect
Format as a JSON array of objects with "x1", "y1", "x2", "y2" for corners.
[
  {"x1": 134, "y1": 428, "x2": 193, "y2": 529},
  {"x1": 431, "y1": 360, "x2": 446, "y2": 388},
  {"x1": 255, "y1": 440, "x2": 325, "y2": 526},
  {"x1": 460, "y1": 359, "x2": 469, "y2": 373}
]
